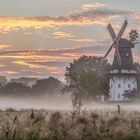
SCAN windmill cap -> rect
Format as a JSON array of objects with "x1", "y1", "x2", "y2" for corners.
[{"x1": 118, "y1": 38, "x2": 134, "y2": 48}]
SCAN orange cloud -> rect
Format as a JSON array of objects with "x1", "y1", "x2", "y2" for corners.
[
  {"x1": 0, "y1": 16, "x2": 107, "y2": 33},
  {"x1": 0, "y1": 44, "x2": 138, "y2": 79},
  {"x1": 71, "y1": 38, "x2": 96, "y2": 43},
  {"x1": 53, "y1": 31, "x2": 96, "y2": 43},
  {"x1": 4, "y1": 71, "x2": 18, "y2": 75},
  {"x1": 0, "y1": 54, "x2": 71, "y2": 61},
  {"x1": 0, "y1": 9, "x2": 131, "y2": 33},
  {"x1": 50, "y1": 71, "x2": 64, "y2": 75},
  {"x1": 13, "y1": 60, "x2": 63, "y2": 71},
  {"x1": 0, "y1": 64, "x2": 6, "y2": 67},
  {"x1": 134, "y1": 12, "x2": 140, "y2": 20},
  {"x1": 0, "y1": 45, "x2": 11, "y2": 50},
  {"x1": 12, "y1": 60, "x2": 64, "y2": 78},
  {"x1": 53, "y1": 32, "x2": 74, "y2": 38}
]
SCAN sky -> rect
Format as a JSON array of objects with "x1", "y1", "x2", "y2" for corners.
[{"x1": 0, "y1": 0, "x2": 140, "y2": 81}]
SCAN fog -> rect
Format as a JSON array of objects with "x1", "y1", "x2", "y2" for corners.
[
  {"x1": 0, "y1": 95, "x2": 140, "y2": 111},
  {"x1": 0, "y1": 95, "x2": 72, "y2": 110}
]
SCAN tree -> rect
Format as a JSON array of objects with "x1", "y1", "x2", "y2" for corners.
[
  {"x1": 0, "y1": 82, "x2": 31, "y2": 96},
  {"x1": 65, "y1": 55, "x2": 110, "y2": 100},
  {"x1": 123, "y1": 88, "x2": 138, "y2": 99},
  {"x1": 129, "y1": 30, "x2": 139, "y2": 45},
  {"x1": 122, "y1": 63, "x2": 140, "y2": 100},
  {"x1": 0, "y1": 76, "x2": 64, "y2": 97},
  {"x1": 32, "y1": 77, "x2": 63, "y2": 96},
  {"x1": 0, "y1": 76, "x2": 7, "y2": 86}
]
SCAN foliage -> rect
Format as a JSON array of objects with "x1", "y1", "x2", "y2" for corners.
[
  {"x1": 0, "y1": 77, "x2": 64, "y2": 97},
  {"x1": 32, "y1": 77, "x2": 63, "y2": 96},
  {"x1": 0, "y1": 82, "x2": 31, "y2": 96},
  {"x1": 0, "y1": 76, "x2": 7, "y2": 86},
  {"x1": 134, "y1": 63, "x2": 140, "y2": 94},
  {"x1": 129, "y1": 30, "x2": 139, "y2": 45},
  {"x1": 120, "y1": 62, "x2": 140, "y2": 100},
  {"x1": 65, "y1": 55, "x2": 110, "y2": 100},
  {"x1": 123, "y1": 88, "x2": 138, "y2": 99}
]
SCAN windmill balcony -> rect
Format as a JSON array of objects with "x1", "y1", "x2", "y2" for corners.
[{"x1": 110, "y1": 69, "x2": 137, "y2": 74}]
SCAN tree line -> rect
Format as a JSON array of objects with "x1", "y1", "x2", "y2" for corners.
[{"x1": 0, "y1": 77, "x2": 64, "y2": 97}]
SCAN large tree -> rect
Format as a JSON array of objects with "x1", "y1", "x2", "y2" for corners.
[{"x1": 65, "y1": 56, "x2": 110, "y2": 100}]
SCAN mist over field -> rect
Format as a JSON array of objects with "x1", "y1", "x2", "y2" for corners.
[
  {"x1": 0, "y1": 94, "x2": 140, "y2": 111},
  {"x1": 0, "y1": 94, "x2": 71, "y2": 110}
]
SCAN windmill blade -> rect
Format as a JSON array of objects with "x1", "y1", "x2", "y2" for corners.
[
  {"x1": 102, "y1": 34, "x2": 121, "y2": 61},
  {"x1": 115, "y1": 47, "x2": 122, "y2": 65},
  {"x1": 116, "y1": 19, "x2": 128, "y2": 42},
  {"x1": 101, "y1": 20, "x2": 128, "y2": 65},
  {"x1": 107, "y1": 22, "x2": 123, "y2": 65},
  {"x1": 113, "y1": 20, "x2": 128, "y2": 64},
  {"x1": 102, "y1": 41, "x2": 114, "y2": 61},
  {"x1": 107, "y1": 23, "x2": 116, "y2": 40},
  {"x1": 101, "y1": 39, "x2": 120, "y2": 65},
  {"x1": 101, "y1": 44, "x2": 114, "y2": 65}
]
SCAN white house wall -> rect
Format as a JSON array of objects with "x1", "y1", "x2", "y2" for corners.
[{"x1": 109, "y1": 75, "x2": 137, "y2": 100}]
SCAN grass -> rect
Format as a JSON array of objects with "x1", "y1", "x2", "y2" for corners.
[{"x1": 0, "y1": 108, "x2": 140, "y2": 140}]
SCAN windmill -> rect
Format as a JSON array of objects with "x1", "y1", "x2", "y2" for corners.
[{"x1": 102, "y1": 20, "x2": 137, "y2": 100}]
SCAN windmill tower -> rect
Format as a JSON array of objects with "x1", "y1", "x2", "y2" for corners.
[{"x1": 102, "y1": 20, "x2": 137, "y2": 100}]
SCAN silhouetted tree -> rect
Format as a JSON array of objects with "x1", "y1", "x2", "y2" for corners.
[
  {"x1": 0, "y1": 77, "x2": 63, "y2": 97},
  {"x1": 0, "y1": 82, "x2": 31, "y2": 96},
  {"x1": 32, "y1": 77, "x2": 63, "y2": 96},
  {"x1": 0, "y1": 76, "x2": 7, "y2": 86},
  {"x1": 129, "y1": 30, "x2": 139, "y2": 45},
  {"x1": 65, "y1": 56, "x2": 110, "y2": 100}
]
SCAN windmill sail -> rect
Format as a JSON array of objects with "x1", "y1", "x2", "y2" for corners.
[
  {"x1": 107, "y1": 23, "x2": 116, "y2": 40},
  {"x1": 116, "y1": 20, "x2": 128, "y2": 43},
  {"x1": 102, "y1": 20, "x2": 128, "y2": 65},
  {"x1": 107, "y1": 23, "x2": 123, "y2": 65}
]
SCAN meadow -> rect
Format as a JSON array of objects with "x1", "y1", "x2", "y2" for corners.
[{"x1": 0, "y1": 106, "x2": 140, "y2": 140}]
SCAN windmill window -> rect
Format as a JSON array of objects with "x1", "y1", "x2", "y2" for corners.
[
  {"x1": 118, "y1": 84, "x2": 121, "y2": 88},
  {"x1": 118, "y1": 93, "x2": 120, "y2": 99},
  {"x1": 126, "y1": 53, "x2": 129, "y2": 57},
  {"x1": 128, "y1": 84, "x2": 131, "y2": 88}
]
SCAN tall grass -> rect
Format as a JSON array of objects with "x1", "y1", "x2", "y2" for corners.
[{"x1": 0, "y1": 108, "x2": 140, "y2": 140}]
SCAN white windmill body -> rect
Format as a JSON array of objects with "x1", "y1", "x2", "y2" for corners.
[{"x1": 103, "y1": 20, "x2": 137, "y2": 100}]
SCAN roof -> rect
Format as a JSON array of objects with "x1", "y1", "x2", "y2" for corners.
[
  {"x1": 111, "y1": 38, "x2": 136, "y2": 70},
  {"x1": 118, "y1": 38, "x2": 134, "y2": 48}
]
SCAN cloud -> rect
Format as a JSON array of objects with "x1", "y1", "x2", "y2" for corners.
[
  {"x1": 83, "y1": 2, "x2": 105, "y2": 10},
  {"x1": 133, "y1": 12, "x2": 140, "y2": 20},
  {"x1": 0, "y1": 46, "x2": 107, "y2": 79},
  {"x1": 0, "y1": 44, "x2": 11, "y2": 50},
  {"x1": 53, "y1": 31, "x2": 96, "y2": 43},
  {"x1": 71, "y1": 38, "x2": 95, "y2": 43},
  {"x1": 4, "y1": 71, "x2": 18, "y2": 75},
  {"x1": 53, "y1": 32, "x2": 74, "y2": 38},
  {"x1": 0, "y1": 8, "x2": 133, "y2": 33},
  {"x1": 0, "y1": 64, "x2": 6, "y2": 67},
  {"x1": 0, "y1": 43, "x2": 138, "y2": 79}
]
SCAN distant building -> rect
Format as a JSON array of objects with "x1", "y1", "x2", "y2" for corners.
[{"x1": 10, "y1": 77, "x2": 38, "y2": 87}]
